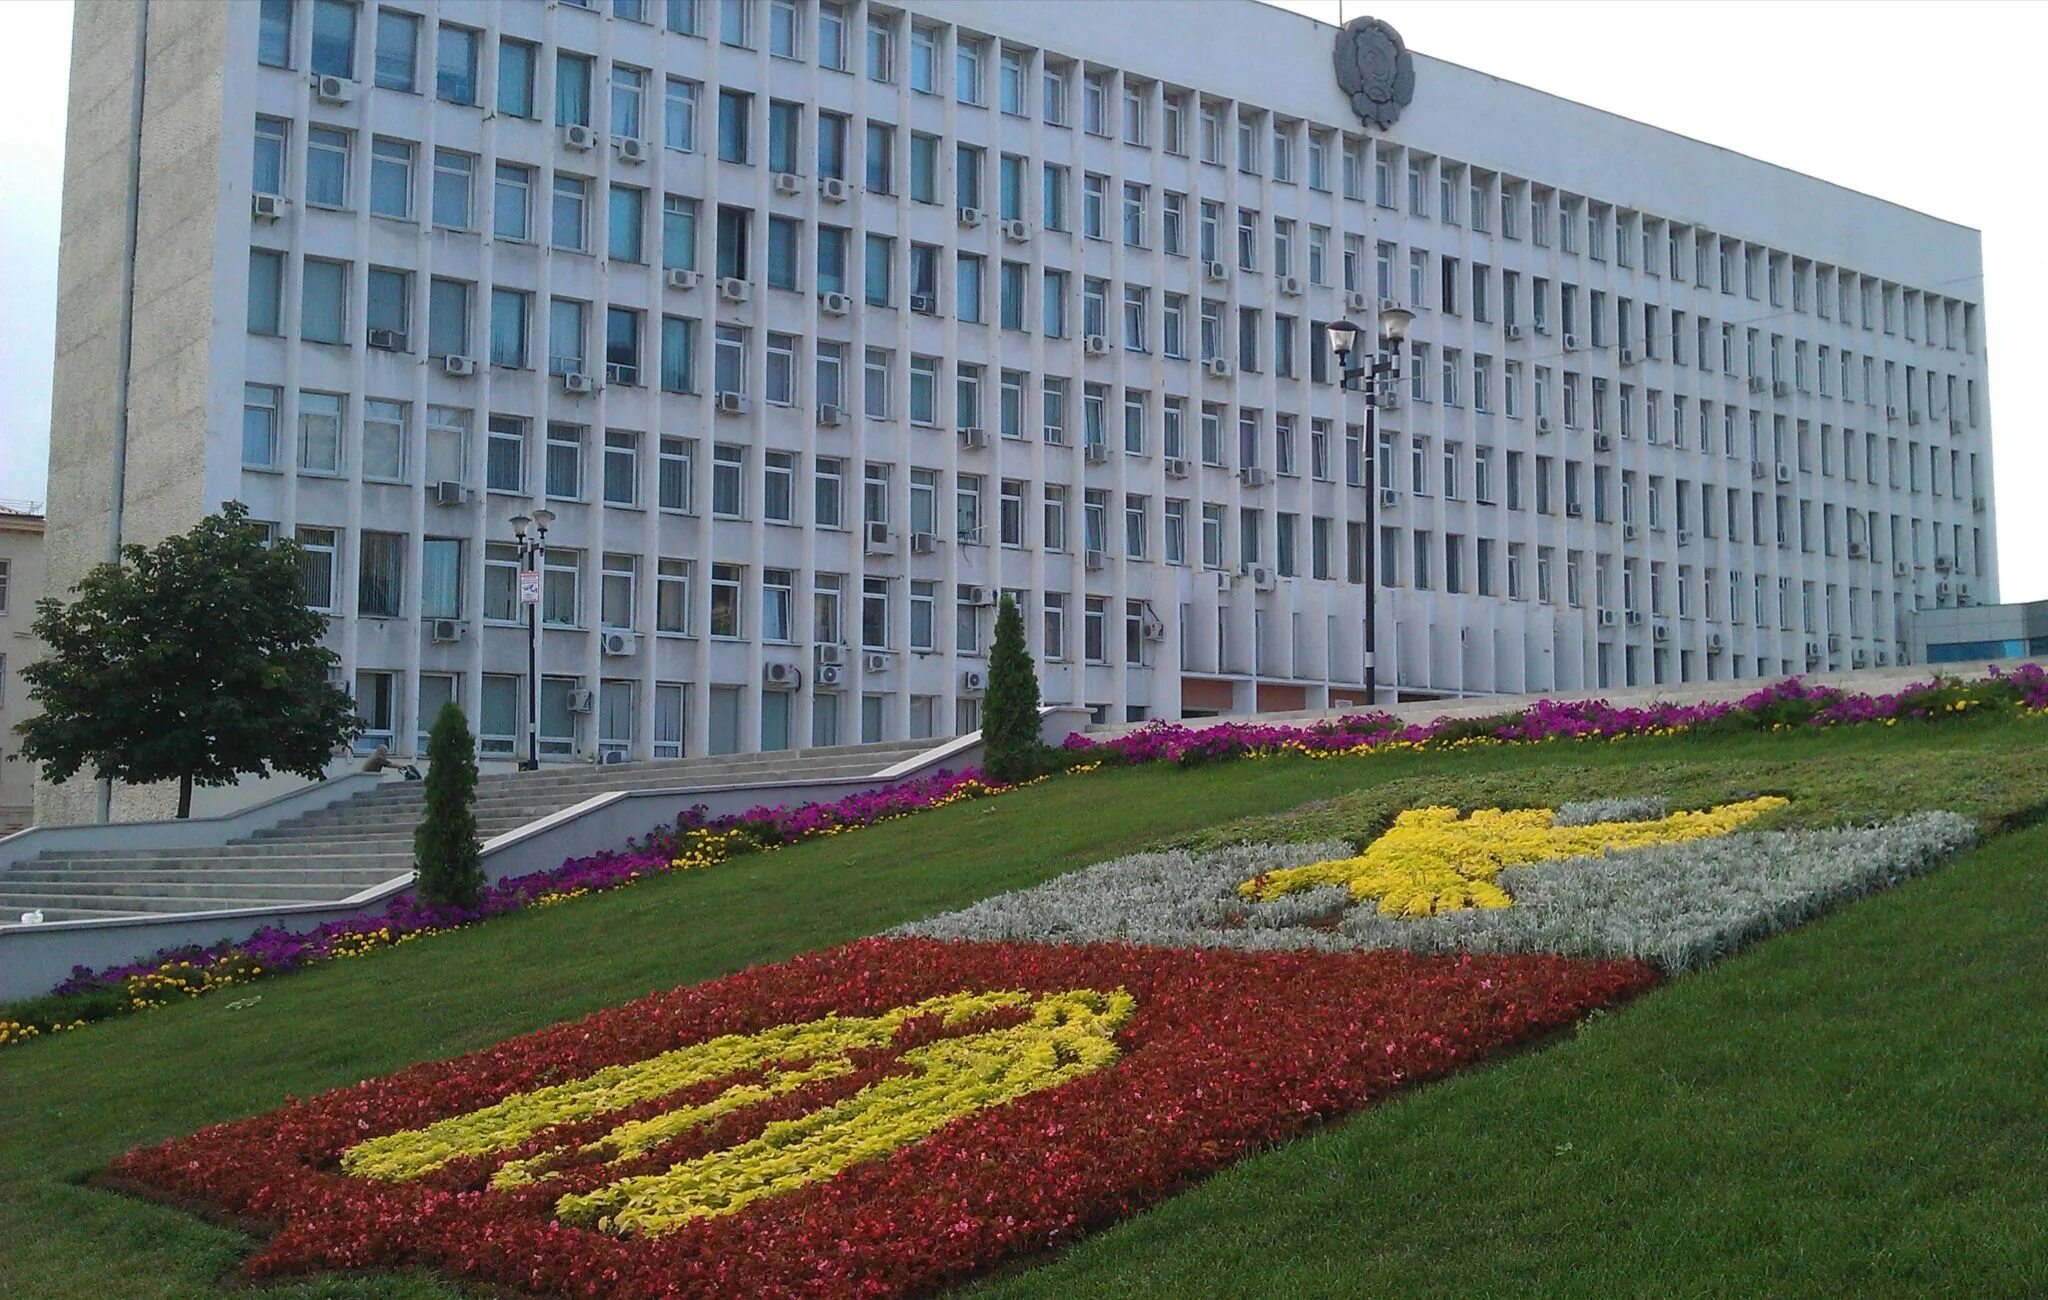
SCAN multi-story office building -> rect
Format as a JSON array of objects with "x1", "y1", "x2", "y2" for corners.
[
  {"x1": 0, "y1": 503, "x2": 47, "y2": 832},
  {"x1": 44, "y1": 0, "x2": 1997, "y2": 805}
]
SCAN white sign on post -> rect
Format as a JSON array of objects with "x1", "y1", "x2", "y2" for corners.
[{"x1": 518, "y1": 570, "x2": 543, "y2": 605}]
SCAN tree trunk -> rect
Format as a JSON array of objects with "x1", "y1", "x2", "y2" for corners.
[{"x1": 178, "y1": 773, "x2": 193, "y2": 820}]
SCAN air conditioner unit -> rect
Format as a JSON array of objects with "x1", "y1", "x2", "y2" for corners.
[
  {"x1": 1750, "y1": 460, "x2": 1768, "y2": 480},
  {"x1": 1204, "y1": 260, "x2": 1229, "y2": 282},
  {"x1": 1773, "y1": 379, "x2": 1791, "y2": 398},
  {"x1": 1934, "y1": 554, "x2": 1954, "y2": 573},
  {"x1": 1827, "y1": 633, "x2": 1843, "y2": 653},
  {"x1": 1907, "y1": 409, "x2": 1922, "y2": 426},
  {"x1": 664, "y1": 267, "x2": 700, "y2": 291},
  {"x1": 367, "y1": 328, "x2": 406, "y2": 352},
  {"x1": 862, "y1": 652, "x2": 891, "y2": 673},
  {"x1": 817, "y1": 403, "x2": 844, "y2": 427},
  {"x1": 815, "y1": 662, "x2": 842, "y2": 686},
  {"x1": 716, "y1": 390, "x2": 747, "y2": 414},
  {"x1": 958, "y1": 426, "x2": 988, "y2": 449},
  {"x1": 1619, "y1": 348, "x2": 1638, "y2": 367},
  {"x1": 773, "y1": 172, "x2": 804, "y2": 196},
  {"x1": 1504, "y1": 323, "x2": 1524, "y2": 341},
  {"x1": 1653, "y1": 622, "x2": 1670, "y2": 643},
  {"x1": 1621, "y1": 522, "x2": 1639, "y2": 542},
  {"x1": 1084, "y1": 547, "x2": 1107, "y2": 571},
  {"x1": 1876, "y1": 650, "x2": 1891, "y2": 667},
  {"x1": 1596, "y1": 608, "x2": 1618, "y2": 628},
  {"x1": 433, "y1": 480, "x2": 465, "y2": 506},
  {"x1": 1372, "y1": 390, "x2": 1400, "y2": 411},
  {"x1": 1533, "y1": 319, "x2": 1551, "y2": 335},
  {"x1": 602, "y1": 630, "x2": 638, "y2": 657},
  {"x1": 598, "y1": 749, "x2": 631, "y2": 766},
  {"x1": 1851, "y1": 649, "x2": 1869, "y2": 668},
  {"x1": 910, "y1": 531, "x2": 938, "y2": 554},
  {"x1": 605, "y1": 362, "x2": 638, "y2": 386},
  {"x1": 1951, "y1": 418, "x2": 1966, "y2": 436},
  {"x1": 1849, "y1": 540, "x2": 1867, "y2": 558},
  {"x1": 442, "y1": 355, "x2": 476, "y2": 377},
  {"x1": 1749, "y1": 376, "x2": 1767, "y2": 393},
  {"x1": 567, "y1": 689, "x2": 596, "y2": 713},
  {"x1": 1562, "y1": 333, "x2": 1581, "y2": 352},
  {"x1": 1594, "y1": 433, "x2": 1614, "y2": 453},
  {"x1": 1001, "y1": 218, "x2": 1029, "y2": 242},
  {"x1": 313, "y1": 74, "x2": 352, "y2": 104},
  {"x1": 1957, "y1": 583, "x2": 1972, "y2": 605},
  {"x1": 1214, "y1": 569, "x2": 1237, "y2": 591},
  {"x1": 1536, "y1": 416, "x2": 1554, "y2": 435},
  {"x1": 1248, "y1": 565, "x2": 1276, "y2": 592},
  {"x1": 1083, "y1": 443, "x2": 1109, "y2": 464},
  {"x1": 820, "y1": 291, "x2": 851, "y2": 315},
  {"x1": 1141, "y1": 611, "x2": 1167, "y2": 641},
  {"x1": 1706, "y1": 631, "x2": 1725, "y2": 651},
  {"x1": 1083, "y1": 334, "x2": 1111, "y2": 356},
  {"x1": 1207, "y1": 357, "x2": 1233, "y2": 378},
  {"x1": 252, "y1": 193, "x2": 286, "y2": 221},
  {"x1": 819, "y1": 176, "x2": 849, "y2": 203},
  {"x1": 561, "y1": 371, "x2": 596, "y2": 394},
  {"x1": 1164, "y1": 457, "x2": 1189, "y2": 479},
  {"x1": 1239, "y1": 466, "x2": 1271, "y2": 488},
  {"x1": 957, "y1": 206, "x2": 985, "y2": 229},
  {"x1": 718, "y1": 277, "x2": 750, "y2": 303},
  {"x1": 430, "y1": 618, "x2": 462, "y2": 643},
  {"x1": 961, "y1": 669, "x2": 987, "y2": 693},
  {"x1": 1805, "y1": 641, "x2": 1822, "y2": 662},
  {"x1": 815, "y1": 643, "x2": 845, "y2": 666},
  {"x1": 1677, "y1": 529, "x2": 1693, "y2": 547},
  {"x1": 615, "y1": 136, "x2": 649, "y2": 165},
  {"x1": 561, "y1": 122, "x2": 596, "y2": 151},
  {"x1": 1886, "y1": 404, "x2": 1901, "y2": 421},
  {"x1": 965, "y1": 586, "x2": 996, "y2": 607},
  {"x1": 865, "y1": 521, "x2": 892, "y2": 553},
  {"x1": 1345, "y1": 290, "x2": 1370, "y2": 313},
  {"x1": 1775, "y1": 462, "x2": 1792, "y2": 484},
  {"x1": 1625, "y1": 610, "x2": 1643, "y2": 627},
  {"x1": 1279, "y1": 275, "x2": 1304, "y2": 297},
  {"x1": 1972, "y1": 494, "x2": 1987, "y2": 512},
  {"x1": 763, "y1": 660, "x2": 799, "y2": 686},
  {"x1": 910, "y1": 293, "x2": 937, "y2": 314},
  {"x1": 1892, "y1": 560, "x2": 1911, "y2": 578},
  {"x1": 1378, "y1": 487, "x2": 1398, "y2": 509},
  {"x1": 1566, "y1": 502, "x2": 1584, "y2": 518}
]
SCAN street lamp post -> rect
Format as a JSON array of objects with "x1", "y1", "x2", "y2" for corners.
[
  {"x1": 509, "y1": 508, "x2": 555, "y2": 770},
  {"x1": 1327, "y1": 306, "x2": 1415, "y2": 707}
]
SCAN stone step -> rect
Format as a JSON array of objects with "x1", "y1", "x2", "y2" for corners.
[
  {"x1": 1, "y1": 903, "x2": 168, "y2": 924},
  {"x1": 0, "y1": 876, "x2": 403, "y2": 902},
  {"x1": 1, "y1": 868, "x2": 402, "y2": 891},
  {"x1": 0, "y1": 890, "x2": 341, "y2": 916}
]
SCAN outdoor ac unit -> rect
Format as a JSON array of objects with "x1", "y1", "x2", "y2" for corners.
[
  {"x1": 1849, "y1": 541, "x2": 1867, "y2": 558},
  {"x1": 1505, "y1": 323, "x2": 1524, "y2": 341},
  {"x1": 1164, "y1": 457, "x2": 1189, "y2": 478},
  {"x1": 1893, "y1": 560, "x2": 1911, "y2": 578},
  {"x1": 763, "y1": 661, "x2": 799, "y2": 687},
  {"x1": 1207, "y1": 357, "x2": 1233, "y2": 378},
  {"x1": 817, "y1": 404, "x2": 844, "y2": 427},
  {"x1": 1805, "y1": 641, "x2": 1822, "y2": 662},
  {"x1": 1213, "y1": 569, "x2": 1237, "y2": 591},
  {"x1": 910, "y1": 531, "x2": 939, "y2": 554},
  {"x1": 1625, "y1": 610, "x2": 1643, "y2": 627},
  {"x1": 1852, "y1": 649, "x2": 1869, "y2": 668},
  {"x1": 1827, "y1": 633, "x2": 1843, "y2": 653},
  {"x1": 1877, "y1": 651, "x2": 1891, "y2": 666},
  {"x1": 1907, "y1": 409, "x2": 1923, "y2": 426},
  {"x1": 1595, "y1": 434, "x2": 1614, "y2": 453},
  {"x1": 1378, "y1": 487, "x2": 1398, "y2": 509},
  {"x1": 1345, "y1": 291, "x2": 1371, "y2": 313},
  {"x1": 1773, "y1": 379, "x2": 1791, "y2": 398},
  {"x1": 561, "y1": 371, "x2": 596, "y2": 394},
  {"x1": 314, "y1": 74, "x2": 352, "y2": 104},
  {"x1": 1001, "y1": 218, "x2": 1029, "y2": 242},
  {"x1": 433, "y1": 480, "x2": 465, "y2": 506},
  {"x1": 1536, "y1": 416, "x2": 1554, "y2": 435},
  {"x1": 1084, "y1": 335, "x2": 1111, "y2": 356},
  {"x1": 773, "y1": 172, "x2": 804, "y2": 196},
  {"x1": 1935, "y1": 554, "x2": 1954, "y2": 573},
  {"x1": 367, "y1": 328, "x2": 406, "y2": 352},
  {"x1": 1204, "y1": 260, "x2": 1229, "y2": 282},
  {"x1": 1084, "y1": 443, "x2": 1109, "y2": 464},
  {"x1": 1279, "y1": 275, "x2": 1304, "y2": 297},
  {"x1": 865, "y1": 521, "x2": 892, "y2": 553},
  {"x1": 1248, "y1": 565, "x2": 1276, "y2": 592},
  {"x1": 664, "y1": 267, "x2": 700, "y2": 291},
  {"x1": 815, "y1": 663, "x2": 843, "y2": 687},
  {"x1": 1619, "y1": 348, "x2": 1638, "y2": 367},
  {"x1": 602, "y1": 630, "x2": 638, "y2": 657},
  {"x1": 1141, "y1": 612, "x2": 1166, "y2": 641},
  {"x1": 1707, "y1": 632, "x2": 1725, "y2": 651},
  {"x1": 1533, "y1": 319, "x2": 1551, "y2": 335},
  {"x1": 1677, "y1": 529, "x2": 1693, "y2": 547},
  {"x1": 1750, "y1": 460, "x2": 1768, "y2": 479},
  {"x1": 961, "y1": 669, "x2": 987, "y2": 693},
  {"x1": 910, "y1": 293, "x2": 936, "y2": 314},
  {"x1": 430, "y1": 618, "x2": 462, "y2": 643},
  {"x1": 719, "y1": 277, "x2": 750, "y2": 303},
  {"x1": 1566, "y1": 502, "x2": 1584, "y2": 518},
  {"x1": 1887, "y1": 404, "x2": 1901, "y2": 420},
  {"x1": 605, "y1": 362, "x2": 637, "y2": 387},
  {"x1": 1084, "y1": 548, "x2": 1107, "y2": 571},
  {"x1": 567, "y1": 689, "x2": 596, "y2": 713},
  {"x1": 819, "y1": 176, "x2": 849, "y2": 203},
  {"x1": 966, "y1": 586, "x2": 996, "y2": 607},
  {"x1": 442, "y1": 355, "x2": 476, "y2": 377},
  {"x1": 1598, "y1": 608, "x2": 1618, "y2": 628},
  {"x1": 1749, "y1": 376, "x2": 1767, "y2": 393},
  {"x1": 1951, "y1": 418, "x2": 1966, "y2": 436},
  {"x1": 599, "y1": 749, "x2": 631, "y2": 766},
  {"x1": 716, "y1": 391, "x2": 746, "y2": 414},
  {"x1": 1958, "y1": 584, "x2": 1972, "y2": 605},
  {"x1": 863, "y1": 652, "x2": 891, "y2": 673},
  {"x1": 1775, "y1": 463, "x2": 1792, "y2": 483},
  {"x1": 820, "y1": 291, "x2": 851, "y2": 315},
  {"x1": 958, "y1": 206, "x2": 985, "y2": 229},
  {"x1": 1653, "y1": 622, "x2": 1670, "y2": 643},
  {"x1": 615, "y1": 136, "x2": 649, "y2": 165},
  {"x1": 815, "y1": 643, "x2": 845, "y2": 667},
  {"x1": 1373, "y1": 390, "x2": 1400, "y2": 410},
  {"x1": 1972, "y1": 495, "x2": 1987, "y2": 512},
  {"x1": 1623, "y1": 522, "x2": 1640, "y2": 541},
  {"x1": 561, "y1": 123, "x2": 596, "y2": 151},
  {"x1": 958, "y1": 426, "x2": 988, "y2": 449},
  {"x1": 252, "y1": 193, "x2": 286, "y2": 221},
  {"x1": 1562, "y1": 333, "x2": 1581, "y2": 352},
  {"x1": 1239, "y1": 466, "x2": 1270, "y2": 488}
]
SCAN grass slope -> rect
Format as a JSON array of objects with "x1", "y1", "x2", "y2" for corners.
[{"x1": 1, "y1": 717, "x2": 2044, "y2": 1298}]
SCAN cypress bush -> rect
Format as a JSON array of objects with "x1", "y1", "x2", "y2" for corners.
[
  {"x1": 982, "y1": 594, "x2": 1043, "y2": 784},
  {"x1": 414, "y1": 699, "x2": 484, "y2": 909}
]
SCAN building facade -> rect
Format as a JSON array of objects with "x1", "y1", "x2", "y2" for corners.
[
  {"x1": 0, "y1": 505, "x2": 47, "y2": 832},
  {"x1": 45, "y1": 0, "x2": 1997, "y2": 801},
  {"x1": 1911, "y1": 600, "x2": 2047, "y2": 667}
]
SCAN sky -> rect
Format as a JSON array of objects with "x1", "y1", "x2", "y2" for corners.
[{"x1": 0, "y1": 0, "x2": 2040, "y2": 597}]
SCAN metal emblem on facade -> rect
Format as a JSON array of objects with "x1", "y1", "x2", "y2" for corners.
[{"x1": 1333, "y1": 17, "x2": 1415, "y2": 130}]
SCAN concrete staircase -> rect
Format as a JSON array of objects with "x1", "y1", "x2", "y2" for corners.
[{"x1": 0, "y1": 739, "x2": 938, "y2": 925}]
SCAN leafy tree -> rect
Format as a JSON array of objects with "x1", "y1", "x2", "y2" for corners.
[
  {"x1": 15, "y1": 502, "x2": 362, "y2": 818},
  {"x1": 982, "y1": 594, "x2": 1043, "y2": 784},
  {"x1": 414, "y1": 700, "x2": 484, "y2": 909}
]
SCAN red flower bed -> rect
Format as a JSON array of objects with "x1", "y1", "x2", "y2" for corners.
[{"x1": 108, "y1": 939, "x2": 1656, "y2": 1297}]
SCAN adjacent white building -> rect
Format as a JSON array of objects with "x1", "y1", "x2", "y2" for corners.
[
  {"x1": 0, "y1": 504, "x2": 47, "y2": 832},
  {"x1": 44, "y1": 0, "x2": 1997, "y2": 804}
]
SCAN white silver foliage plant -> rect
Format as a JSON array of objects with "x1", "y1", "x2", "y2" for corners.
[{"x1": 1551, "y1": 796, "x2": 1670, "y2": 827}]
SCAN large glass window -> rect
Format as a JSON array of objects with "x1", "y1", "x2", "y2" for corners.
[
  {"x1": 374, "y1": 8, "x2": 419, "y2": 91},
  {"x1": 310, "y1": 0, "x2": 357, "y2": 79},
  {"x1": 436, "y1": 25, "x2": 478, "y2": 104}
]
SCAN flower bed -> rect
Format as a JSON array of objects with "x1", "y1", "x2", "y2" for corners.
[{"x1": 105, "y1": 937, "x2": 1656, "y2": 1298}]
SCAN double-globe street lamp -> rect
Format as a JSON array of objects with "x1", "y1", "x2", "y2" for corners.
[
  {"x1": 1325, "y1": 306, "x2": 1415, "y2": 706},
  {"x1": 508, "y1": 508, "x2": 556, "y2": 771}
]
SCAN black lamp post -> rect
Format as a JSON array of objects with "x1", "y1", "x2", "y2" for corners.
[
  {"x1": 1327, "y1": 305, "x2": 1415, "y2": 707},
  {"x1": 509, "y1": 508, "x2": 555, "y2": 770}
]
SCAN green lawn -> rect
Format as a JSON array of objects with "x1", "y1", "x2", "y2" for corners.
[{"x1": 2, "y1": 716, "x2": 2045, "y2": 1298}]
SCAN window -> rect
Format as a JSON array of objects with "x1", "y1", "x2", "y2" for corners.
[
  {"x1": 769, "y1": 0, "x2": 800, "y2": 58},
  {"x1": 721, "y1": 0, "x2": 753, "y2": 47},
  {"x1": 357, "y1": 531, "x2": 404, "y2": 617},
  {"x1": 311, "y1": 0, "x2": 357, "y2": 78},
  {"x1": 489, "y1": 288, "x2": 529, "y2": 367},
  {"x1": 296, "y1": 526, "x2": 339, "y2": 610},
  {"x1": 247, "y1": 249, "x2": 283, "y2": 336},
  {"x1": 241, "y1": 383, "x2": 280, "y2": 468},
  {"x1": 718, "y1": 88, "x2": 751, "y2": 164},
  {"x1": 436, "y1": 24, "x2": 478, "y2": 105},
  {"x1": 1083, "y1": 173, "x2": 1107, "y2": 239},
  {"x1": 432, "y1": 149, "x2": 474, "y2": 229},
  {"x1": 305, "y1": 125, "x2": 349, "y2": 208},
  {"x1": 545, "y1": 422, "x2": 584, "y2": 498},
  {"x1": 712, "y1": 443, "x2": 745, "y2": 517},
  {"x1": 551, "y1": 174, "x2": 588, "y2": 250},
  {"x1": 862, "y1": 576, "x2": 890, "y2": 649},
  {"x1": 955, "y1": 35, "x2": 983, "y2": 104},
  {"x1": 259, "y1": 0, "x2": 294, "y2": 68},
  {"x1": 252, "y1": 117, "x2": 289, "y2": 197},
  {"x1": 301, "y1": 258, "x2": 347, "y2": 345},
  {"x1": 763, "y1": 449, "x2": 796, "y2": 523},
  {"x1": 548, "y1": 297, "x2": 588, "y2": 377},
  {"x1": 362, "y1": 398, "x2": 406, "y2": 479},
  {"x1": 601, "y1": 430, "x2": 641, "y2": 505},
  {"x1": 364, "y1": 137, "x2": 414, "y2": 220},
  {"x1": 373, "y1": 8, "x2": 419, "y2": 91}
]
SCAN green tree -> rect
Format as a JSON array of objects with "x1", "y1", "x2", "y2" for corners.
[
  {"x1": 982, "y1": 594, "x2": 1043, "y2": 784},
  {"x1": 15, "y1": 502, "x2": 361, "y2": 818},
  {"x1": 414, "y1": 699, "x2": 484, "y2": 909}
]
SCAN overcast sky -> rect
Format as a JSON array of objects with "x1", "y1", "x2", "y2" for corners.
[{"x1": 0, "y1": 0, "x2": 2040, "y2": 597}]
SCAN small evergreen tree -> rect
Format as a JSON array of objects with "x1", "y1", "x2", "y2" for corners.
[
  {"x1": 414, "y1": 700, "x2": 484, "y2": 909},
  {"x1": 982, "y1": 594, "x2": 1042, "y2": 784}
]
